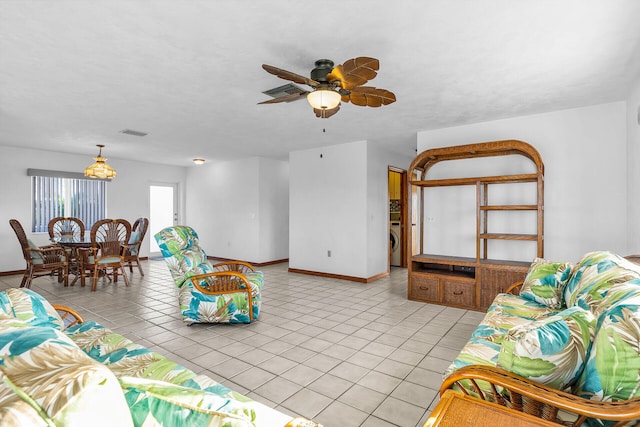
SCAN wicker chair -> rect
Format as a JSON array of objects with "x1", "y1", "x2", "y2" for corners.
[
  {"x1": 124, "y1": 217, "x2": 148, "y2": 276},
  {"x1": 78, "y1": 218, "x2": 131, "y2": 291},
  {"x1": 9, "y1": 219, "x2": 68, "y2": 288},
  {"x1": 47, "y1": 217, "x2": 85, "y2": 241},
  {"x1": 154, "y1": 226, "x2": 264, "y2": 324}
]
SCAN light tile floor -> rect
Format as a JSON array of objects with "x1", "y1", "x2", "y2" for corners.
[{"x1": 0, "y1": 261, "x2": 485, "y2": 427}]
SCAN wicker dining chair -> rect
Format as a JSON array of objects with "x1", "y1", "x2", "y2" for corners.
[
  {"x1": 78, "y1": 218, "x2": 131, "y2": 291},
  {"x1": 124, "y1": 217, "x2": 149, "y2": 276},
  {"x1": 9, "y1": 219, "x2": 68, "y2": 288},
  {"x1": 48, "y1": 217, "x2": 85, "y2": 241}
]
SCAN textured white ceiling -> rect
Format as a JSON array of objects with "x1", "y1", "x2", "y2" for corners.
[{"x1": 1, "y1": 1, "x2": 639, "y2": 166}]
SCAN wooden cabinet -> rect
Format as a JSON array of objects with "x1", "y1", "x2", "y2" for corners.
[
  {"x1": 407, "y1": 140, "x2": 544, "y2": 311},
  {"x1": 388, "y1": 170, "x2": 401, "y2": 200}
]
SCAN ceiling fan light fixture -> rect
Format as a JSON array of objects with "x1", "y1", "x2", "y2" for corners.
[
  {"x1": 84, "y1": 144, "x2": 116, "y2": 179},
  {"x1": 307, "y1": 88, "x2": 341, "y2": 110}
]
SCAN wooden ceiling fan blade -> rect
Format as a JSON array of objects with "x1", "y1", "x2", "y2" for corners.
[
  {"x1": 348, "y1": 86, "x2": 397, "y2": 107},
  {"x1": 262, "y1": 64, "x2": 320, "y2": 87},
  {"x1": 314, "y1": 105, "x2": 340, "y2": 119},
  {"x1": 328, "y1": 57, "x2": 379, "y2": 89},
  {"x1": 258, "y1": 91, "x2": 309, "y2": 104}
]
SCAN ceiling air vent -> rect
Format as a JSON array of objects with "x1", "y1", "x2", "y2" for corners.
[
  {"x1": 120, "y1": 129, "x2": 148, "y2": 137},
  {"x1": 262, "y1": 83, "x2": 306, "y2": 100}
]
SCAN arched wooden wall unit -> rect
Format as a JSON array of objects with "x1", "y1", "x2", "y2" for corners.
[{"x1": 407, "y1": 140, "x2": 544, "y2": 310}]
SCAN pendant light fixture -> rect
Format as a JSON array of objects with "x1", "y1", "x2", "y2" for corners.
[{"x1": 84, "y1": 144, "x2": 116, "y2": 179}]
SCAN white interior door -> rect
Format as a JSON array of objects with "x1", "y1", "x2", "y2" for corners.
[{"x1": 149, "y1": 184, "x2": 178, "y2": 255}]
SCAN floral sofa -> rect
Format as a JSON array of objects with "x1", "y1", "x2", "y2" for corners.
[
  {"x1": 0, "y1": 288, "x2": 298, "y2": 427},
  {"x1": 154, "y1": 226, "x2": 263, "y2": 325},
  {"x1": 441, "y1": 251, "x2": 640, "y2": 426}
]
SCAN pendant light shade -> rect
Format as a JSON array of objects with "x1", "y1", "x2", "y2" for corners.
[
  {"x1": 84, "y1": 144, "x2": 116, "y2": 179},
  {"x1": 307, "y1": 88, "x2": 341, "y2": 110}
]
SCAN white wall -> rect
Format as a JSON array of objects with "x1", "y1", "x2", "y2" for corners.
[
  {"x1": 0, "y1": 145, "x2": 187, "y2": 271},
  {"x1": 627, "y1": 75, "x2": 640, "y2": 253},
  {"x1": 258, "y1": 158, "x2": 290, "y2": 263},
  {"x1": 289, "y1": 140, "x2": 413, "y2": 280},
  {"x1": 185, "y1": 157, "x2": 289, "y2": 264},
  {"x1": 290, "y1": 141, "x2": 368, "y2": 277},
  {"x1": 416, "y1": 102, "x2": 628, "y2": 263}
]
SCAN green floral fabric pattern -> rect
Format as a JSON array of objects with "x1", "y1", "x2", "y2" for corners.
[
  {"x1": 564, "y1": 251, "x2": 640, "y2": 317},
  {"x1": 0, "y1": 288, "x2": 63, "y2": 329},
  {"x1": 444, "y1": 293, "x2": 558, "y2": 378},
  {"x1": 154, "y1": 226, "x2": 263, "y2": 324},
  {"x1": 0, "y1": 318, "x2": 133, "y2": 427},
  {"x1": 520, "y1": 258, "x2": 573, "y2": 309},
  {"x1": 66, "y1": 321, "x2": 224, "y2": 392},
  {"x1": 497, "y1": 306, "x2": 596, "y2": 390},
  {"x1": 120, "y1": 377, "x2": 256, "y2": 427},
  {"x1": 574, "y1": 283, "x2": 640, "y2": 403},
  {"x1": 66, "y1": 321, "x2": 291, "y2": 426}
]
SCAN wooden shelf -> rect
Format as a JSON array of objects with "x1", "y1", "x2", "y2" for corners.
[
  {"x1": 411, "y1": 173, "x2": 539, "y2": 187},
  {"x1": 412, "y1": 254, "x2": 476, "y2": 266},
  {"x1": 480, "y1": 205, "x2": 538, "y2": 211},
  {"x1": 479, "y1": 233, "x2": 538, "y2": 241}
]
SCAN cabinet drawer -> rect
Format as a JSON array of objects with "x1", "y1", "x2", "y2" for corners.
[
  {"x1": 442, "y1": 279, "x2": 476, "y2": 307},
  {"x1": 410, "y1": 274, "x2": 438, "y2": 301}
]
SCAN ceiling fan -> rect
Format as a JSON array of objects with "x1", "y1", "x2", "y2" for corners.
[{"x1": 259, "y1": 57, "x2": 396, "y2": 119}]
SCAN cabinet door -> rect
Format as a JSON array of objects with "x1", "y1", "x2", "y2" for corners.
[
  {"x1": 410, "y1": 273, "x2": 438, "y2": 302},
  {"x1": 442, "y1": 278, "x2": 476, "y2": 308},
  {"x1": 479, "y1": 267, "x2": 527, "y2": 309}
]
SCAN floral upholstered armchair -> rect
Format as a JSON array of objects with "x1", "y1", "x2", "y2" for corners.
[{"x1": 154, "y1": 226, "x2": 263, "y2": 325}]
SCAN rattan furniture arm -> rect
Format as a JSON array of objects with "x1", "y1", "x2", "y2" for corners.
[
  {"x1": 505, "y1": 281, "x2": 524, "y2": 295},
  {"x1": 186, "y1": 271, "x2": 255, "y2": 321},
  {"x1": 440, "y1": 365, "x2": 640, "y2": 426},
  {"x1": 28, "y1": 245, "x2": 68, "y2": 263},
  {"x1": 52, "y1": 304, "x2": 84, "y2": 329},
  {"x1": 212, "y1": 261, "x2": 255, "y2": 274}
]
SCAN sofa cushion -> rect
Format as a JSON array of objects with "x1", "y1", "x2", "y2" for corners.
[
  {"x1": 444, "y1": 293, "x2": 560, "y2": 378},
  {"x1": 67, "y1": 321, "x2": 292, "y2": 426},
  {"x1": 27, "y1": 239, "x2": 44, "y2": 264},
  {"x1": 497, "y1": 306, "x2": 596, "y2": 390},
  {"x1": 120, "y1": 377, "x2": 256, "y2": 427},
  {"x1": 66, "y1": 321, "x2": 227, "y2": 393},
  {"x1": 564, "y1": 251, "x2": 640, "y2": 317},
  {"x1": 0, "y1": 288, "x2": 63, "y2": 329},
  {"x1": 574, "y1": 282, "x2": 640, "y2": 403},
  {"x1": 0, "y1": 318, "x2": 133, "y2": 427},
  {"x1": 520, "y1": 258, "x2": 572, "y2": 309}
]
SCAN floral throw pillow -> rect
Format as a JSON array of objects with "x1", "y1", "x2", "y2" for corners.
[
  {"x1": 519, "y1": 258, "x2": 573, "y2": 309},
  {"x1": 497, "y1": 306, "x2": 596, "y2": 390}
]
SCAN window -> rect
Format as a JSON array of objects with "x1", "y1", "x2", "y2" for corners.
[{"x1": 31, "y1": 175, "x2": 106, "y2": 233}]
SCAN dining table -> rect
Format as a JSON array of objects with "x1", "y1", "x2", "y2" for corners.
[{"x1": 52, "y1": 236, "x2": 93, "y2": 286}]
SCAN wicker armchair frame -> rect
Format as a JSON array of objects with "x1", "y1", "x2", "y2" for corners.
[
  {"x1": 212, "y1": 260, "x2": 255, "y2": 274},
  {"x1": 186, "y1": 271, "x2": 255, "y2": 321},
  {"x1": 52, "y1": 304, "x2": 84, "y2": 329},
  {"x1": 124, "y1": 217, "x2": 149, "y2": 276},
  {"x1": 10, "y1": 219, "x2": 68, "y2": 288},
  {"x1": 440, "y1": 365, "x2": 640, "y2": 426}
]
